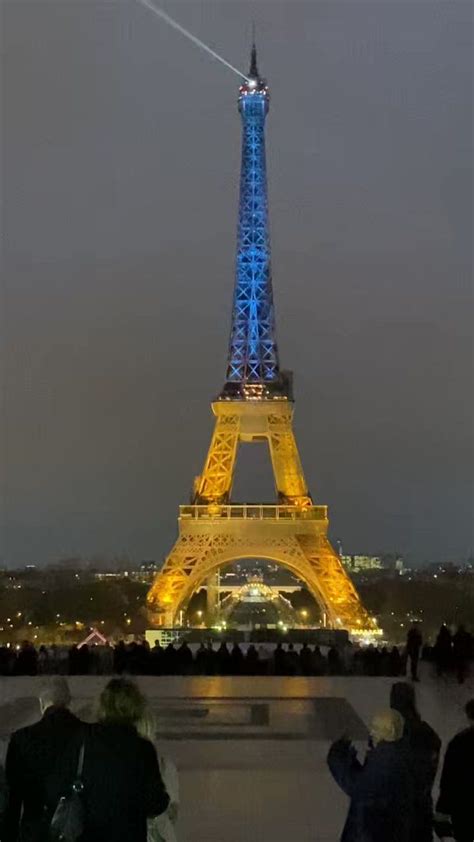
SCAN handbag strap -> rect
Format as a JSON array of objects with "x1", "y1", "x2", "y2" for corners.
[{"x1": 76, "y1": 743, "x2": 85, "y2": 780}]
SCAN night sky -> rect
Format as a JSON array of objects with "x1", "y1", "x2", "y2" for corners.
[{"x1": 2, "y1": 1, "x2": 472, "y2": 567}]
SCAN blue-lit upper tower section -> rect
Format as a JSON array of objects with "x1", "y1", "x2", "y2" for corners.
[{"x1": 221, "y1": 46, "x2": 290, "y2": 401}]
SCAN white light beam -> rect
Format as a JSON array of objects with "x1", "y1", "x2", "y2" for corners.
[{"x1": 136, "y1": 0, "x2": 250, "y2": 82}]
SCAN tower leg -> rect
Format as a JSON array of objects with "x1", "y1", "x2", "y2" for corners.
[
  {"x1": 267, "y1": 411, "x2": 312, "y2": 505},
  {"x1": 205, "y1": 571, "x2": 220, "y2": 625},
  {"x1": 195, "y1": 413, "x2": 240, "y2": 503},
  {"x1": 296, "y1": 534, "x2": 372, "y2": 630}
]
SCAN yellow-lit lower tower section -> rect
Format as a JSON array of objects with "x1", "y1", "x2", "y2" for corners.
[
  {"x1": 147, "y1": 46, "x2": 378, "y2": 635},
  {"x1": 148, "y1": 399, "x2": 377, "y2": 634}
]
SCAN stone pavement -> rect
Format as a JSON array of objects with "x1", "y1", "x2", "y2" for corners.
[{"x1": 0, "y1": 665, "x2": 473, "y2": 842}]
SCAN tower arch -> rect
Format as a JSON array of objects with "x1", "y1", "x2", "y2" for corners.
[{"x1": 147, "y1": 504, "x2": 377, "y2": 634}]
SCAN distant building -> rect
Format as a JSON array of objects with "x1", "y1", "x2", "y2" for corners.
[{"x1": 342, "y1": 555, "x2": 383, "y2": 572}]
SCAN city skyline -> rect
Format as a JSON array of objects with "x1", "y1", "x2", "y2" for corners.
[{"x1": 2, "y1": 1, "x2": 472, "y2": 567}]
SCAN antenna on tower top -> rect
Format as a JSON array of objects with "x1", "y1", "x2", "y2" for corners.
[{"x1": 249, "y1": 24, "x2": 259, "y2": 78}]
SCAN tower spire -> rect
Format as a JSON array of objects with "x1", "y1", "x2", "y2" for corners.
[
  {"x1": 249, "y1": 39, "x2": 259, "y2": 78},
  {"x1": 222, "y1": 45, "x2": 288, "y2": 400}
]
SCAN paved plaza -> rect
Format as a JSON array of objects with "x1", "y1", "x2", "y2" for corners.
[{"x1": 1, "y1": 665, "x2": 473, "y2": 842}]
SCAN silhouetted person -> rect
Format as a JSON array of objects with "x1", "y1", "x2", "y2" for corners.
[
  {"x1": 452, "y1": 626, "x2": 471, "y2": 685},
  {"x1": 380, "y1": 646, "x2": 391, "y2": 676},
  {"x1": 230, "y1": 643, "x2": 244, "y2": 675},
  {"x1": 273, "y1": 643, "x2": 286, "y2": 676},
  {"x1": 177, "y1": 641, "x2": 193, "y2": 675},
  {"x1": 195, "y1": 642, "x2": 207, "y2": 675},
  {"x1": 327, "y1": 710, "x2": 415, "y2": 842},
  {"x1": 0, "y1": 762, "x2": 6, "y2": 827},
  {"x1": 162, "y1": 642, "x2": 178, "y2": 675},
  {"x1": 257, "y1": 644, "x2": 271, "y2": 675},
  {"x1": 114, "y1": 640, "x2": 127, "y2": 674},
  {"x1": 0, "y1": 645, "x2": 11, "y2": 675},
  {"x1": 353, "y1": 646, "x2": 364, "y2": 676},
  {"x1": 245, "y1": 644, "x2": 259, "y2": 676},
  {"x1": 217, "y1": 642, "x2": 231, "y2": 675},
  {"x1": 3, "y1": 677, "x2": 85, "y2": 842},
  {"x1": 150, "y1": 641, "x2": 164, "y2": 676},
  {"x1": 82, "y1": 678, "x2": 169, "y2": 842},
  {"x1": 15, "y1": 642, "x2": 37, "y2": 676},
  {"x1": 390, "y1": 682, "x2": 441, "y2": 842},
  {"x1": 286, "y1": 643, "x2": 299, "y2": 676},
  {"x1": 363, "y1": 644, "x2": 377, "y2": 676},
  {"x1": 311, "y1": 645, "x2": 327, "y2": 676},
  {"x1": 327, "y1": 646, "x2": 342, "y2": 676},
  {"x1": 299, "y1": 643, "x2": 312, "y2": 676},
  {"x1": 204, "y1": 641, "x2": 217, "y2": 675},
  {"x1": 389, "y1": 646, "x2": 403, "y2": 677},
  {"x1": 435, "y1": 699, "x2": 474, "y2": 842},
  {"x1": 434, "y1": 624, "x2": 452, "y2": 676},
  {"x1": 135, "y1": 641, "x2": 151, "y2": 675},
  {"x1": 77, "y1": 643, "x2": 91, "y2": 675},
  {"x1": 37, "y1": 645, "x2": 49, "y2": 676},
  {"x1": 406, "y1": 624, "x2": 423, "y2": 681},
  {"x1": 68, "y1": 644, "x2": 79, "y2": 675}
]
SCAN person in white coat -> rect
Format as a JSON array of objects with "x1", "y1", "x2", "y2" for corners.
[{"x1": 137, "y1": 711, "x2": 179, "y2": 842}]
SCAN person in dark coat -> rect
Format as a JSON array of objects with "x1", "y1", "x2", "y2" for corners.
[
  {"x1": 406, "y1": 624, "x2": 423, "y2": 681},
  {"x1": 389, "y1": 646, "x2": 403, "y2": 677},
  {"x1": 390, "y1": 681, "x2": 441, "y2": 842},
  {"x1": 327, "y1": 709, "x2": 415, "y2": 842},
  {"x1": 162, "y1": 642, "x2": 178, "y2": 675},
  {"x1": 299, "y1": 643, "x2": 312, "y2": 676},
  {"x1": 230, "y1": 642, "x2": 244, "y2": 675},
  {"x1": 81, "y1": 678, "x2": 169, "y2": 842},
  {"x1": 217, "y1": 641, "x2": 231, "y2": 675},
  {"x1": 0, "y1": 763, "x2": 8, "y2": 829},
  {"x1": 3, "y1": 676, "x2": 85, "y2": 842},
  {"x1": 434, "y1": 699, "x2": 474, "y2": 842},
  {"x1": 311, "y1": 645, "x2": 327, "y2": 675},
  {"x1": 194, "y1": 642, "x2": 207, "y2": 675},
  {"x1": 434, "y1": 624, "x2": 452, "y2": 676},
  {"x1": 452, "y1": 626, "x2": 472, "y2": 685},
  {"x1": 273, "y1": 642, "x2": 286, "y2": 676},
  {"x1": 327, "y1": 646, "x2": 342, "y2": 676},
  {"x1": 150, "y1": 640, "x2": 164, "y2": 676},
  {"x1": 244, "y1": 644, "x2": 259, "y2": 676},
  {"x1": 176, "y1": 640, "x2": 194, "y2": 675}
]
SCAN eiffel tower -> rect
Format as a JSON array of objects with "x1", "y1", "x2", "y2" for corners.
[{"x1": 147, "y1": 46, "x2": 377, "y2": 634}]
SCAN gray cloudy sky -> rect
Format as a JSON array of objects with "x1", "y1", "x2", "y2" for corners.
[{"x1": 1, "y1": 0, "x2": 472, "y2": 567}]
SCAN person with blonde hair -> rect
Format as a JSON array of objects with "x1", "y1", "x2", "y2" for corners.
[
  {"x1": 327, "y1": 709, "x2": 415, "y2": 842},
  {"x1": 137, "y1": 710, "x2": 179, "y2": 842},
  {"x1": 80, "y1": 678, "x2": 169, "y2": 842}
]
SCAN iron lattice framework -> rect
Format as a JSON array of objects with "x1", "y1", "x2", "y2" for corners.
[
  {"x1": 222, "y1": 45, "x2": 282, "y2": 399},
  {"x1": 147, "y1": 47, "x2": 379, "y2": 636}
]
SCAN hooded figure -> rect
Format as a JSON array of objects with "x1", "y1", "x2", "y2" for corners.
[
  {"x1": 435, "y1": 699, "x2": 474, "y2": 842},
  {"x1": 327, "y1": 709, "x2": 415, "y2": 842},
  {"x1": 390, "y1": 682, "x2": 441, "y2": 842}
]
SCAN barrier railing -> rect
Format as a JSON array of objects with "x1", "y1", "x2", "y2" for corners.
[{"x1": 180, "y1": 504, "x2": 327, "y2": 521}]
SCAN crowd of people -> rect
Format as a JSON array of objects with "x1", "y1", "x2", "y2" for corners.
[
  {"x1": 0, "y1": 676, "x2": 472, "y2": 842},
  {"x1": 0, "y1": 623, "x2": 472, "y2": 682}
]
